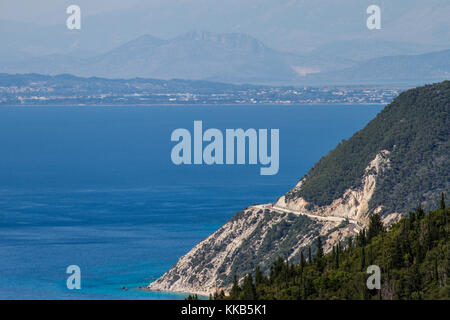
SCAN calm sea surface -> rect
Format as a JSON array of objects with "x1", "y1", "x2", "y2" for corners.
[{"x1": 0, "y1": 105, "x2": 383, "y2": 299}]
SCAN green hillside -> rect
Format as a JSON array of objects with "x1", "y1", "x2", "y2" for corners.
[
  {"x1": 219, "y1": 198, "x2": 449, "y2": 300},
  {"x1": 287, "y1": 80, "x2": 450, "y2": 214}
]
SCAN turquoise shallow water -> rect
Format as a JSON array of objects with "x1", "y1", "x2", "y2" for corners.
[{"x1": 0, "y1": 105, "x2": 383, "y2": 299}]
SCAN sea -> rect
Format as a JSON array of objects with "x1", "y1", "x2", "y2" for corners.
[{"x1": 0, "y1": 104, "x2": 383, "y2": 299}]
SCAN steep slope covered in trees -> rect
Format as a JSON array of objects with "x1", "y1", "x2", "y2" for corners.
[
  {"x1": 288, "y1": 81, "x2": 450, "y2": 214},
  {"x1": 222, "y1": 201, "x2": 449, "y2": 300}
]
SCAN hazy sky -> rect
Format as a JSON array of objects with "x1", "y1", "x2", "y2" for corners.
[
  {"x1": 0, "y1": 0, "x2": 437, "y2": 27},
  {"x1": 0, "y1": 0, "x2": 142, "y2": 24},
  {"x1": 1, "y1": 1, "x2": 449, "y2": 55}
]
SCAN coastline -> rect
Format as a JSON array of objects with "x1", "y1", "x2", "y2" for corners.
[{"x1": 144, "y1": 284, "x2": 211, "y2": 298}]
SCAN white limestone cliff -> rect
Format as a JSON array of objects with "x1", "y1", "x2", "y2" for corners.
[{"x1": 148, "y1": 150, "x2": 401, "y2": 295}]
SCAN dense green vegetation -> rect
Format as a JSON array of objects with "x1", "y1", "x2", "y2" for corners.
[
  {"x1": 288, "y1": 81, "x2": 450, "y2": 214},
  {"x1": 218, "y1": 198, "x2": 449, "y2": 300}
]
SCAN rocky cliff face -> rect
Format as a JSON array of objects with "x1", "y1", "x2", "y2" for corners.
[
  {"x1": 148, "y1": 82, "x2": 449, "y2": 295},
  {"x1": 148, "y1": 150, "x2": 400, "y2": 296},
  {"x1": 279, "y1": 150, "x2": 399, "y2": 226}
]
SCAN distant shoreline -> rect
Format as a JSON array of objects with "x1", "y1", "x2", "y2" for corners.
[{"x1": 0, "y1": 73, "x2": 404, "y2": 107}]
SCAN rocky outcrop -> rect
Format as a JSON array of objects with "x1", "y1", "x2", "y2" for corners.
[
  {"x1": 148, "y1": 150, "x2": 399, "y2": 295},
  {"x1": 279, "y1": 150, "x2": 398, "y2": 226},
  {"x1": 148, "y1": 206, "x2": 341, "y2": 296}
]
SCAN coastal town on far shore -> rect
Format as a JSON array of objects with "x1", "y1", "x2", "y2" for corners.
[{"x1": 0, "y1": 74, "x2": 404, "y2": 106}]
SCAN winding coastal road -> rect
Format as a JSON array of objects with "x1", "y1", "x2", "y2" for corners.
[{"x1": 254, "y1": 203, "x2": 363, "y2": 230}]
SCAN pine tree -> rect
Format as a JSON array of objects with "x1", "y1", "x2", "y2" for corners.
[
  {"x1": 358, "y1": 228, "x2": 367, "y2": 246},
  {"x1": 434, "y1": 259, "x2": 439, "y2": 284},
  {"x1": 300, "y1": 251, "x2": 306, "y2": 270},
  {"x1": 347, "y1": 236, "x2": 353, "y2": 248},
  {"x1": 335, "y1": 245, "x2": 340, "y2": 269},
  {"x1": 443, "y1": 193, "x2": 449, "y2": 241},
  {"x1": 409, "y1": 211, "x2": 416, "y2": 224},
  {"x1": 361, "y1": 247, "x2": 366, "y2": 271},
  {"x1": 316, "y1": 237, "x2": 324, "y2": 260},
  {"x1": 231, "y1": 274, "x2": 240, "y2": 299},
  {"x1": 392, "y1": 237, "x2": 403, "y2": 268},
  {"x1": 241, "y1": 274, "x2": 256, "y2": 300},
  {"x1": 308, "y1": 247, "x2": 312, "y2": 264},
  {"x1": 367, "y1": 213, "x2": 384, "y2": 241},
  {"x1": 255, "y1": 265, "x2": 264, "y2": 286},
  {"x1": 316, "y1": 237, "x2": 324, "y2": 272},
  {"x1": 416, "y1": 202, "x2": 425, "y2": 219}
]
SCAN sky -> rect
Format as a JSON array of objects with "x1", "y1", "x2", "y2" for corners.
[
  {"x1": 0, "y1": 0, "x2": 141, "y2": 25},
  {"x1": 0, "y1": 0, "x2": 449, "y2": 55}
]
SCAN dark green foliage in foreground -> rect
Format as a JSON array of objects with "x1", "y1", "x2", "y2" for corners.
[
  {"x1": 288, "y1": 81, "x2": 450, "y2": 213},
  {"x1": 220, "y1": 203, "x2": 449, "y2": 300},
  {"x1": 442, "y1": 192, "x2": 446, "y2": 210}
]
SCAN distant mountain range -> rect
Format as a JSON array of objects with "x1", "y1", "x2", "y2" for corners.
[
  {"x1": 301, "y1": 49, "x2": 450, "y2": 85},
  {"x1": 1, "y1": 31, "x2": 449, "y2": 85},
  {"x1": 0, "y1": 31, "x2": 351, "y2": 84}
]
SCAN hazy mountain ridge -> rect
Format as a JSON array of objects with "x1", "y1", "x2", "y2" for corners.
[
  {"x1": 1, "y1": 30, "x2": 449, "y2": 85},
  {"x1": 301, "y1": 49, "x2": 450, "y2": 85},
  {"x1": 0, "y1": 31, "x2": 301, "y2": 83}
]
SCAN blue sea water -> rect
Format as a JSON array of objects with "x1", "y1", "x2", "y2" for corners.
[{"x1": 0, "y1": 104, "x2": 383, "y2": 299}]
